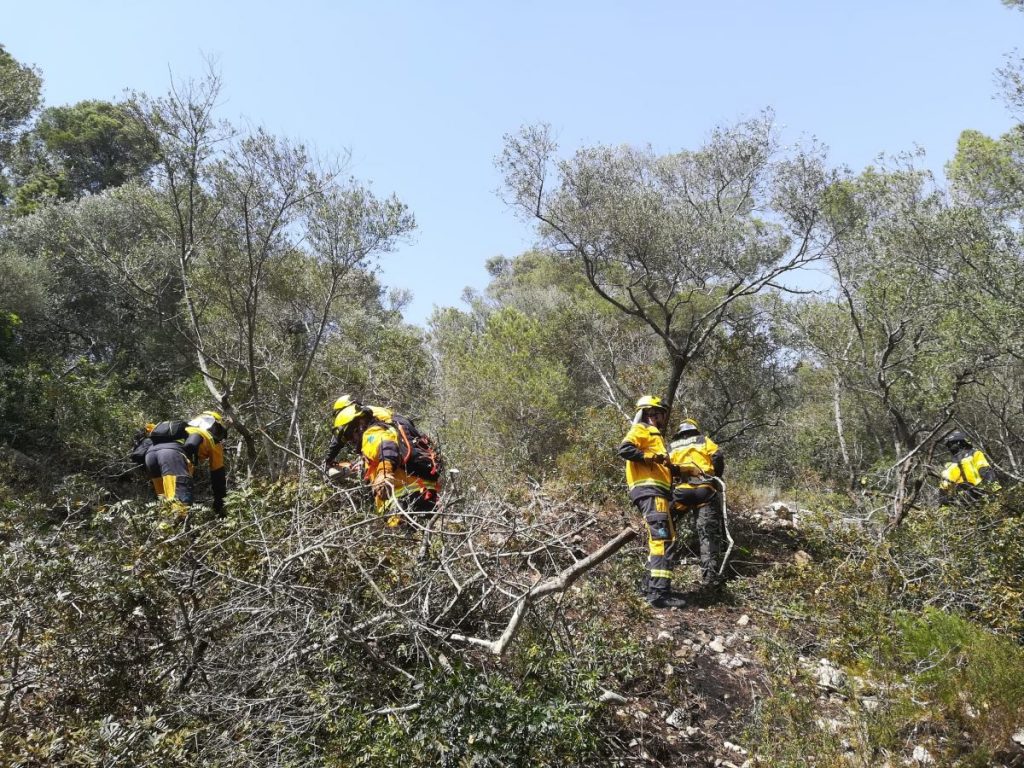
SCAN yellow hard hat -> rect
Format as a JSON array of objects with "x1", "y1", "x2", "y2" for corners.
[
  {"x1": 332, "y1": 403, "x2": 365, "y2": 432},
  {"x1": 332, "y1": 394, "x2": 358, "y2": 413},
  {"x1": 635, "y1": 395, "x2": 665, "y2": 411}
]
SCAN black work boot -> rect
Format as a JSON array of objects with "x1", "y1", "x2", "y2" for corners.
[{"x1": 645, "y1": 590, "x2": 687, "y2": 609}]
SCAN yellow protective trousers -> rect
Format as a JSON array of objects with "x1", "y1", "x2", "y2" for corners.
[
  {"x1": 634, "y1": 493, "x2": 674, "y2": 594},
  {"x1": 144, "y1": 444, "x2": 194, "y2": 504}
]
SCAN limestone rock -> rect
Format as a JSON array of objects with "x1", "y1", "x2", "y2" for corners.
[
  {"x1": 910, "y1": 745, "x2": 934, "y2": 764},
  {"x1": 815, "y1": 658, "x2": 846, "y2": 691},
  {"x1": 860, "y1": 695, "x2": 881, "y2": 712},
  {"x1": 723, "y1": 740, "x2": 749, "y2": 755},
  {"x1": 598, "y1": 689, "x2": 628, "y2": 704},
  {"x1": 665, "y1": 708, "x2": 688, "y2": 729}
]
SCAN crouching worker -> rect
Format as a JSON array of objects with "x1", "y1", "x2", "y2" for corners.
[
  {"x1": 330, "y1": 403, "x2": 441, "y2": 525},
  {"x1": 617, "y1": 395, "x2": 685, "y2": 609},
  {"x1": 939, "y1": 430, "x2": 1000, "y2": 505},
  {"x1": 669, "y1": 419, "x2": 725, "y2": 590},
  {"x1": 323, "y1": 393, "x2": 394, "y2": 476},
  {"x1": 138, "y1": 411, "x2": 229, "y2": 515}
]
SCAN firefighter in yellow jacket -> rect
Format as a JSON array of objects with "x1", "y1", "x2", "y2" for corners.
[
  {"x1": 669, "y1": 418, "x2": 725, "y2": 589},
  {"x1": 143, "y1": 411, "x2": 228, "y2": 514},
  {"x1": 939, "y1": 430, "x2": 999, "y2": 504},
  {"x1": 324, "y1": 394, "x2": 394, "y2": 478},
  {"x1": 332, "y1": 403, "x2": 440, "y2": 524},
  {"x1": 617, "y1": 395, "x2": 685, "y2": 608}
]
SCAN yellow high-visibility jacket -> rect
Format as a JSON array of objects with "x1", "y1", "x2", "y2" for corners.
[
  {"x1": 618, "y1": 422, "x2": 671, "y2": 500},
  {"x1": 186, "y1": 426, "x2": 225, "y2": 472},
  {"x1": 325, "y1": 406, "x2": 394, "y2": 468},
  {"x1": 184, "y1": 425, "x2": 227, "y2": 505},
  {"x1": 669, "y1": 433, "x2": 721, "y2": 487},
  {"x1": 361, "y1": 423, "x2": 438, "y2": 506},
  {"x1": 367, "y1": 406, "x2": 393, "y2": 424},
  {"x1": 940, "y1": 449, "x2": 994, "y2": 493}
]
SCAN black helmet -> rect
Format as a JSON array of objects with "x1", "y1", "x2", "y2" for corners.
[{"x1": 943, "y1": 430, "x2": 971, "y2": 452}]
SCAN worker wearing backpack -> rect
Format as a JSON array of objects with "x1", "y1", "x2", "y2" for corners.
[
  {"x1": 331, "y1": 403, "x2": 441, "y2": 524},
  {"x1": 325, "y1": 395, "x2": 441, "y2": 485},
  {"x1": 324, "y1": 394, "x2": 394, "y2": 473},
  {"x1": 138, "y1": 411, "x2": 229, "y2": 514}
]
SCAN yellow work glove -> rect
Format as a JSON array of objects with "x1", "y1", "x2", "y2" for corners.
[{"x1": 372, "y1": 461, "x2": 395, "y2": 501}]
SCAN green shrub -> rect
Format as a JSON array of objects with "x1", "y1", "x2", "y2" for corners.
[{"x1": 893, "y1": 609, "x2": 1024, "y2": 756}]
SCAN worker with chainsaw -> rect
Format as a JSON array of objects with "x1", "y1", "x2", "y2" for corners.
[
  {"x1": 138, "y1": 410, "x2": 229, "y2": 514},
  {"x1": 668, "y1": 418, "x2": 725, "y2": 590},
  {"x1": 939, "y1": 429, "x2": 1000, "y2": 505},
  {"x1": 330, "y1": 402, "x2": 441, "y2": 523},
  {"x1": 617, "y1": 395, "x2": 686, "y2": 609}
]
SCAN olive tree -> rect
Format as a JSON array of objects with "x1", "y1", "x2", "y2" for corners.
[
  {"x1": 117, "y1": 73, "x2": 414, "y2": 472},
  {"x1": 798, "y1": 165, "x2": 1005, "y2": 526},
  {"x1": 498, "y1": 112, "x2": 836, "y2": 414},
  {"x1": 6, "y1": 71, "x2": 416, "y2": 474}
]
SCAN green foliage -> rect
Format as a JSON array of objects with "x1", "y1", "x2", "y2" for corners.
[
  {"x1": 11, "y1": 99, "x2": 159, "y2": 213},
  {"x1": 0, "y1": 46, "x2": 42, "y2": 134},
  {"x1": 948, "y1": 128, "x2": 1024, "y2": 211},
  {"x1": 895, "y1": 609, "x2": 1024, "y2": 737},
  {"x1": 788, "y1": 159, "x2": 1020, "y2": 522},
  {"x1": 0, "y1": 45, "x2": 42, "y2": 202},
  {"x1": 894, "y1": 494, "x2": 1024, "y2": 635},
  {"x1": 0, "y1": 311, "x2": 21, "y2": 357},
  {"x1": 499, "y1": 114, "x2": 835, "y2": 413},
  {"x1": 1, "y1": 72, "x2": 421, "y2": 476},
  {"x1": 333, "y1": 655, "x2": 607, "y2": 767},
  {"x1": 5, "y1": 39, "x2": 1024, "y2": 768},
  {"x1": 746, "y1": 490, "x2": 1024, "y2": 766},
  {"x1": 744, "y1": 668, "x2": 849, "y2": 766},
  {"x1": 0, "y1": 478, "x2": 661, "y2": 768},
  {"x1": 432, "y1": 305, "x2": 575, "y2": 481},
  {"x1": 0, "y1": 360, "x2": 144, "y2": 469}
]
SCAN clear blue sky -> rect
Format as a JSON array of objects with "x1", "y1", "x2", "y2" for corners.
[{"x1": 6, "y1": 2, "x2": 1022, "y2": 324}]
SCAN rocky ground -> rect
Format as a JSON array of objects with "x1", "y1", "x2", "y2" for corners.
[
  {"x1": 585, "y1": 501, "x2": 805, "y2": 767},
  {"x1": 597, "y1": 500, "x2": 1024, "y2": 767}
]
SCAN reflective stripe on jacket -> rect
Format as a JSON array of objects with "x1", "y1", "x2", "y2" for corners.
[
  {"x1": 619, "y1": 422, "x2": 671, "y2": 496},
  {"x1": 669, "y1": 433, "x2": 720, "y2": 485}
]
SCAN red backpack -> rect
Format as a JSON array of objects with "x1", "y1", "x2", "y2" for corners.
[{"x1": 390, "y1": 414, "x2": 442, "y2": 483}]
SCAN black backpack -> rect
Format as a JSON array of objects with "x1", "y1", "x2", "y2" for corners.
[
  {"x1": 149, "y1": 420, "x2": 189, "y2": 444},
  {"x1": 129, "y1": 432, "x2": 153, "y2": 465},
  {"x1": 390, "y1": 414, "x2": 442, "y2": 483}
]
